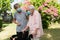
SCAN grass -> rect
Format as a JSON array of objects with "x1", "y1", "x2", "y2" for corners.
[
  {"x1": 0, "y1": 22, "x2": 11, "y2": 32},
  {"x1": 0, "y1": 23, "x2": 60, "y2": 40},
  {"x1": 41, "y1": 29, "x2": 60, "y2": 40},
  {"x1": 4, "y1": 28, "x2": 60, "y2": 40},
  {"x1": 2, "y1": 22, "x2": 11, "y2": 28}
]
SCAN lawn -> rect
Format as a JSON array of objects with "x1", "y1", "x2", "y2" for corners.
[{"x1": 0, "y1": 23, "x2": 60, "y2": 40}]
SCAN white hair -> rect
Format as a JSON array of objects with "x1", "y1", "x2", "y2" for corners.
[{"x1": 28, "y1": 5, "x2": 35, "y2": 10}]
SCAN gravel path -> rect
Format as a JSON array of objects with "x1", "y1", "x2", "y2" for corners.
[{"x1": 0, "y1": 23, "x2": 60, "y2": 40}]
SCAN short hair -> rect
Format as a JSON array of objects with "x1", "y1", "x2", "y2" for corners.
[
  {"x1": 28, "y1": 5, "x2": 35, "y2": 10},
  {"x1": 14, "y1": 3, "x2": 20, "y2": 9}
]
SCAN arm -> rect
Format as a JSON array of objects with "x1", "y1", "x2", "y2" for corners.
[
  {"x1": 22, "y1": 21, "x2": 29, "y2": 32},
  {"x1": 13, "y1": 18, "x2": 18, "y2": 24},
  {"x1": 23, "y1": 26, "x2": 29, "y2": 31},
  {"x1": 13, "y1": 13, "x2": 21, "y2": 26},
  {"x1": 33, "y1": 12, "x2": 41, "y2": 35},
  {"x1": 13, "y1": 18, "x2": 21, "y2": 26},
  {"x1": 34, "y1": 28, "x2": 39, "y2": 34},
  {"x1": 23, "y1": 11, "x2": 29, "y2": 20}
]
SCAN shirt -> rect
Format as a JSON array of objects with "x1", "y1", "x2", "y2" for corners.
[
  {"x1": 27, "y1": 10, "x2": 44, "y2": 38},
  {"x1": 14, "y1": 11, "x2": 27, "y2": 32}
]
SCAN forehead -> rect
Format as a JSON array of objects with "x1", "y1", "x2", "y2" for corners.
[
  {"x1": 14, "y1": 4, "x2": 20, "y2": 7},
  {"x1": 16, "y1": 4, "x2": 20, "y2": 7}
]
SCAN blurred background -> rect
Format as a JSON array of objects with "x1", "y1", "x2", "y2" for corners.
[{"x1": 0, "y1": 0, "x2": 60, "y2": 40}]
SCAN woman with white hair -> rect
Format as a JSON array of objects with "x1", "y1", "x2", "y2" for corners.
[{"x1": 22, "y1": 5, "x2": 44, "y2": 40}]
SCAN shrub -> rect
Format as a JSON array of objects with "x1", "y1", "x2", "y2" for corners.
[
  {"x1": 0, "y1": 17, "x2": 2, "y2": 29},
  {"x1": 30, "y1": 0, "x2": 60, "y2": 29}
]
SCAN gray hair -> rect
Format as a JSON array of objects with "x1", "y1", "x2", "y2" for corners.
[{"x1": 28, "y1": 5, "x2": 35, "y2": 10}]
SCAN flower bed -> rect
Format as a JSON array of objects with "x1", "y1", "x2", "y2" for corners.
[{"x1": 30, "y1": 0, "x2": 60, "y2": 29}]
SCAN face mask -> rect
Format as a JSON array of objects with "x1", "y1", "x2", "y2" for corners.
[
  {"x1": 26, "y1": 11, "x2": 31, "y2": 16},
  {"x1": 17, "y1": 8, "x2": 22, "y2": 13}
]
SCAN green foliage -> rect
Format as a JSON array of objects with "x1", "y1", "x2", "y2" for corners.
[
  {"x1": 48, "y1": 1, "x2": 60, "y2": 14},
  {"x1": 30, "y1": 0, "x2": 45, "y2": 9},
  {"x1": 30, "y1": 0, "x2": 60, "y2": 29},
  {"x1": 48, "y1": 1, "x2": 60, "y2": 23},
  {"x1": 10, "y1": 0, "x2": 14, "y2": 3},
  {"x1": 0, "y1": 17, "x2": 2, "y2": 29},
  {"x1": 0, "y1": 0, "x2": 11, "y2": 13},
  {"x1": 0, "y1": 0, "x2": 11, "y2": 28}
]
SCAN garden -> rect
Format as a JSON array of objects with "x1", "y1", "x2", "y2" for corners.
[{"x1": 0, "y1": 0, "x2": 60, "y2": 40}]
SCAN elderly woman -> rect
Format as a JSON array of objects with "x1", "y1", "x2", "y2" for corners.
[{"x1": 22, "y1": 5, "x2": 44, "y2": 40}]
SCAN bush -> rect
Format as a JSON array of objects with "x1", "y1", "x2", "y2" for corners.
[
  {"x1": 30, "y1": 0, "x2": 60, "y2": 29},
  {"x1": 0, "y1": 17, "x2": 2, "y2": 29}
]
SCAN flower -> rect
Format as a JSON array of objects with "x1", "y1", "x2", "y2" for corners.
[
  {"x1": 21, "y1": 6, "x2": 28, "y2": 11},
  {"x1": 38, "y1": 3, "x2": 58, "y2": 16},
  {"x1": 49, "y1": 6, "x2": 58, "y2": 16},
  {"x1": 38, "y1": 5, "x2": 44, "y2": 10},
  {"x1": 53, "y1": 13, "x2": 58, "y2": 17},
  {"x1": 45, "y1": 0, "x2": 51, "y2": 3},
  {"x1": 24, "y1": 0, "x2": 31, "y2": 5},
  {"x1": 52, "y1": 8, "x2": 58, "y2": 13},
  {"x1": 43, "y1": 8, "x2": 51, "y2": 13},
  {"x1": 49, "y1": 6, "x2": 58, "y2": 13},
  {"x1": 47, "y1": 9, "x2": 51, "y2": 13},
  {"x1": 43, "y1": 2, "x2": 48, "y2": 6},
  {"x1": 43, "y1": 10, "x2": 48, "y2": 13}
]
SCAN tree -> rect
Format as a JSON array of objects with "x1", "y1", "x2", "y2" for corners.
[
  {"x1": 0, "y1": 0, "x2": 10, "y2": 13},
  {"x1": 0, "y1": 0, "x2": 11, "y2": 29},
  {"x1": 10, "y1": 0, "x2": 14, "y2": 3}
]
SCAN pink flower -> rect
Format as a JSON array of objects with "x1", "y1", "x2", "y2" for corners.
[
  {"x1": 45, "y1": 0, "x2": 51, "y2": 3},
  {"x1": 43, "y1": 10, "x2": 48, "y2": 13},
  {"x1": 53, "y1": 13, "x2": 58, "y2": 17},
  {"x1": 52, "y1": 8, "x2": 58, "y2": 13},
  {"x1": 43, "y1": 9, "x2": 52, "y2": 15},
  {"x1": 24, "y1": 1, "x2": 31, "y2": 5},
  {"x1": 49, "y1": 6, "x2": 58, "y2": 13},
  {"x1": 49, "y1": 6, "x2": 54, "y2": 10},
  {"x1": 47, "y1": 9, "x2": 51, "y2": 13},
  {"x1": 43, "y1": 2, "x2": 48, "y2": 6},
  {"x1": 38, "y1": 5, "x2": 44, "y2": 10},
  {"x1": 43, "y1": 9, "x2": 51, "y2": 13},
  {"x1": 21, "y1": 6, "x2": 28, "y2": 11}
]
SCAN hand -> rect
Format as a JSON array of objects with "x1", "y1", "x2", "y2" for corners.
[
  {"x1": 16, "y1": 21, "x2": 21, "y2": 26},
  {"x1": 17, "y1": 23, "x2": 21, "y2": 26},
  {"x1": 32, "y1": 31, "x2": 37, "y2": 36},
  {"x1": 32, "y1": 28, "x2": 39, "y2": 37},
  {"x1": 13, "y1": 38, "x2": 15, "y2": 40},
  {"x1": 22, "y1": 29, "x2": 25, "y2": 33},
  {"x1": 22, "y1": 26, "x2": 29, "y2": 33}
]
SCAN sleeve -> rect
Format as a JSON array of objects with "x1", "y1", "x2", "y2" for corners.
[
  {"x1": 35, "y1": 12, "x2": 42, "y2": 28},
  {"x1": 27, "y1": 21, "x2": 30, "y2": 26},
  {"x1": 22, "y1": 10, "x2": 27, "y2": 16},
  {"x1": 25, "y1": 12, "x2": 27, "y2": 16},
  {"x1": 13, "y1": 12, "x2": 16, "y2": 19}
]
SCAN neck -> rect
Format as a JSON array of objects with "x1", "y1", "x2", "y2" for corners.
[
  {"x1": 18, "y1": 12, "x2": 21, "y2": 14},
  {"x1": 31, "y1": 13, "x2": 33, "y2": 16}
]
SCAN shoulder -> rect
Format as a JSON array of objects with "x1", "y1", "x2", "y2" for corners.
[
  {"x1": 14, "y1": 11, "x2": 18, "y2": 15},
  {"x1": 34, "y1": 10, "x2": 40, "y2": 16},
  {"x1": 22, "y1": 11, "x2": 27, "y2": 15},
  {"x1": 35, "y1": 10, "x2": 40, "y2": 14}
]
